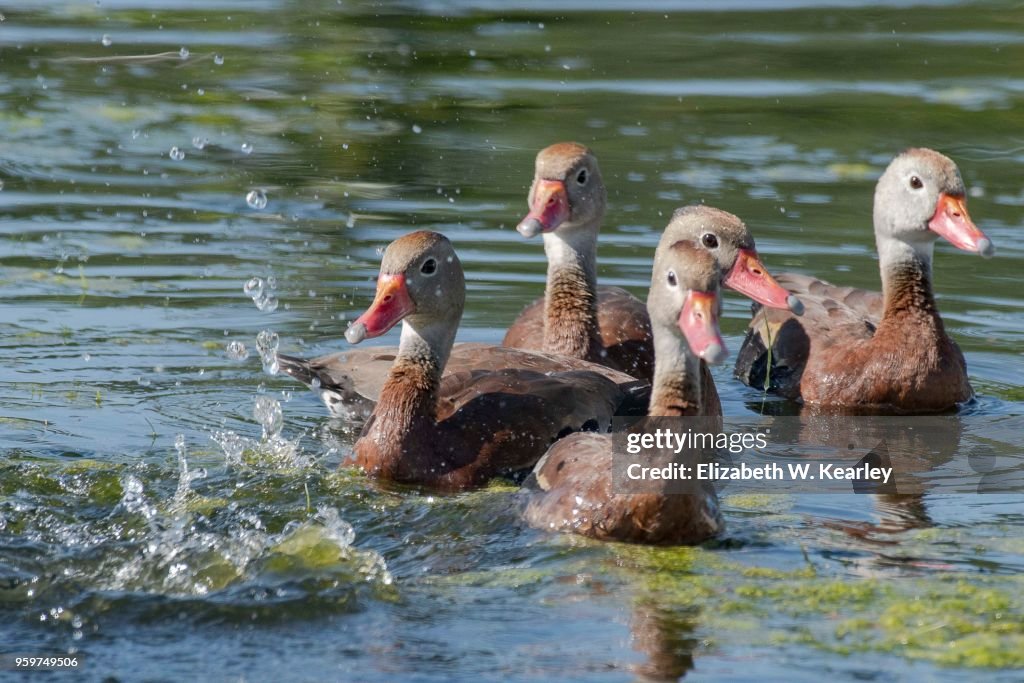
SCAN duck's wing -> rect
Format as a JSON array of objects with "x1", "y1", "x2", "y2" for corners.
[
  {"x1": 276, "y1": 349, "x2": 396, "y2": 416},
  {"x1": 734, "y1": 272, "x2": 881, "y2": 397}
]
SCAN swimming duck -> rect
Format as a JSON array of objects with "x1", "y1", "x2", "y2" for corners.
[
  {"x1": 503, "y1": 142, "x2": 800, "y2": 382},
  {"x1": 521, "y1": 239, "x2": 727, "y2": 544},
  {"x1": 734, "y1": 148, "x2": 994, "y2": 412},
  {"x1": 295, "y1": 230, "x2": 649, "y2": 490}
]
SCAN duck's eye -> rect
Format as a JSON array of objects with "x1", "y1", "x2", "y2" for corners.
[
  {"x1": 420, "y1": 258, "x2": 437, "y2": 275},
  {"x1": 909, "y1": 175, "x2": 923, "y2": 190},
  {"x1": 575, "y1": 168, "x2": 588, "y2": 185},
  {"x1": 666, "y1": 270, "x2": 678, "y2": 287},
  {"x1": 701, "y1": 233, "x2": 719, "y2": 249}
]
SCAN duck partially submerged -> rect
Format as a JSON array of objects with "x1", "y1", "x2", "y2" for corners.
[
  {"x1": 522, "y1": 239, "x2": 731, "y2": 545},
  {"x1": 735, "y1": 148, "x2": 994, "y2": 412},
  {"x1": 288, "y1": 230, "x2": 649, "y2": 490},
  {"x1": 503, "y1": 143, "x2": 800, "y2": 382}
]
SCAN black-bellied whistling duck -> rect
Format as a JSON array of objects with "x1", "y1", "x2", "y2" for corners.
[
  {"x1": 522, "y1": 239, "x2": 729, "y2": 544},
  {"x1": 503, "y1": 143, "x2": 801, "y2": 382},
  {"x1": 287, "y1": 230, "x2": 649, "y2": 490},
  {"x1": 734, "y1": 148, "x2": 995, "y2": 412}
]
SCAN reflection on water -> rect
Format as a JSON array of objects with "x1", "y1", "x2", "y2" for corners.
[{"x1": 1, "y1": 0, "x2": 1023, "y2": 680}]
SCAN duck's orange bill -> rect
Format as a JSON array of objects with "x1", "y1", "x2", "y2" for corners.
[
  {"x1": 725, "y1": 248, "x2": 804, "y2": 315},
  {"x1": 345, "y1": 273, "x2": 415, "y2": 344},
  {"x1": 517, "y1": 179, "x2": 570, "y2": 237},
  {"x1": 928, "y1": 192, "x2": 995, "y2": 258},
  {"x1": 679, "y1": 290, "x2": 727, "y2": 365}
]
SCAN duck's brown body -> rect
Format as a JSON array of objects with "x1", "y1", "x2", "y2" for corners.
[
  {"x1": 737, "y1": 269, "x2": 971, "y2": 412},
  {"x1": 522, "y1": 406, "x2": 722, "y2": 545}
]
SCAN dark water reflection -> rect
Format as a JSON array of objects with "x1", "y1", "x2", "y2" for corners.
[{"x1": 1, "y1": 1, "x2": 1023, "y2": 680}]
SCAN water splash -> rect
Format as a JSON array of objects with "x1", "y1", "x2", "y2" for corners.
[
  {"x1": 226, "y1": 340, "x2": 249, "y2": 361},
  {"x1": 213, "y1": 54, "x2": 224, "y2": 65},
  {"x1": 172, "y1": 435, "x2": 207, "y2": 511},
  {"x1": 211, "y1": 430, "x2": 246, "y2": 466},
  {"x1": 240, "y1": 142, "x2": 254, "y2": 155},
  {"x1": 191, "y1": 135, "x2": 208, "y2": 150},
  {"x1": 243, "y1": 276, "x2": 264, "y2": 299},
  {"x1": 169, "y1": 146, "x2": 185, "y2": 161},
  {"x1": 244, "y1": 276, "x2": 279, "y2": 312},
  {"x1": 246, "y1": 189, "x2": 268, "y2": 210},
  {"x1": 253, "y1": 396, "x2": 283, "y2": 440},
  {"x1": 179, "y1": 46, "x2": 190, "y2": 60},
  {"x1": 256, "y1": 329, "x2": 279, "y2": 374},
  {"x1": 101, "y1": 34, "x2": 112, "y2": 47}
]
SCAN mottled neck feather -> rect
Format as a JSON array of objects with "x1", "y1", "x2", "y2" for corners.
[
  {"x1": 373, "y1": 318, "x2": 454, "y2": 450},
  {"x1": 877, "y1": 235, "x2": 943, "y2": 328},
  {"x1": 542, "y1": 226, "x2": 603, "y2": 360},
  {"x1": 649, "y1": 329, "x2": 703, "y2": 417}
]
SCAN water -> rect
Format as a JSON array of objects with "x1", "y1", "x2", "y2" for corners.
[{"x1": 1, "y1": 0, "x2": 1023, "y2": 680}]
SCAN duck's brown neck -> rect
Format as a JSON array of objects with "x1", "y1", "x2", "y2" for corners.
[
  {"x1": 365, "y1": 321, "x2": 450, "y2": 475},
  {"x1": 542, "y1": 228, "x2": 603, "y2": 361},
  {"x1": 878, "y1": 247, "x2": 945, "y2": 335},
  {"x1": 649, "y1": 331, "x2": 703, "y2": 417},
  {"x1": 376, "y1": 356, "x2": 440, "y2": 430}
]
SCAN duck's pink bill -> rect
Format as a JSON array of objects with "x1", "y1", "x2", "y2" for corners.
[
  {"x1": 345, "y1": 273, "x2": 415, "y2": 344},
  {"x1": 928, "y1": 193, "x2": 995, "y2": 258},
  {"x1": 517, "y1": 179, "x2": 569, "y2": 237},
  {"x1": 679, "y1": 290, "x2": 728, "y2": 365},
  {"x1": 725, "y1": 248, "x2": 804, "y2": 315}
]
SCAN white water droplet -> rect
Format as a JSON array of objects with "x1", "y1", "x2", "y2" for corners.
[
  {"x1": 179, "y1": 46, "x2": 190, "y2": 59},
  {"x1": 257, "y1": 295, "x2": 278, "y2": 312},
  {"x1": 253, "y1": 395, "x2": 283, "y2": 438},
  {"x1": 169, "y1": 146, "x2": 185, "y2": 161},
  {"x1": 226, "y1": 340, "x2": 249, "y2": 361},
  {"x1": 411, "y1": 124, "x2": 423, "y2": 134},
  {"x1": 256, "y1": 329, "x2": 280, "y2": 374},
  {"x1": 191, "y1": 135, "x2": 208, "y2": 150},
  {"x1": 246, "y1": 189, "x2": 267, "y2": 210},
  {"x1": 101, "y1": 34, "x2": 113, "y2": 47},
  {"x1": 240, "y1": 142, "x2": 253, "y2": 155},
  {"x1": 213, "y1": 54, "x2": 224, "y2": 65},
  {"x1": 243, "y1": 276, "x2": 264, "y2": 299}
]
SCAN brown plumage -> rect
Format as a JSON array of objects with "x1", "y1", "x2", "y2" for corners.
[
  {"x1": 282, "y1": 230, "x2": 649, "y2": 491},
  {"x1": 735, "y1": 148, "x2": 995, "y2": 412},
  {"x1": 521, "y1": 239, "x2": 733, "y2": 545},
  {"x1": 503, "y1": 143, "x2": 800, "y2": 386}
]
